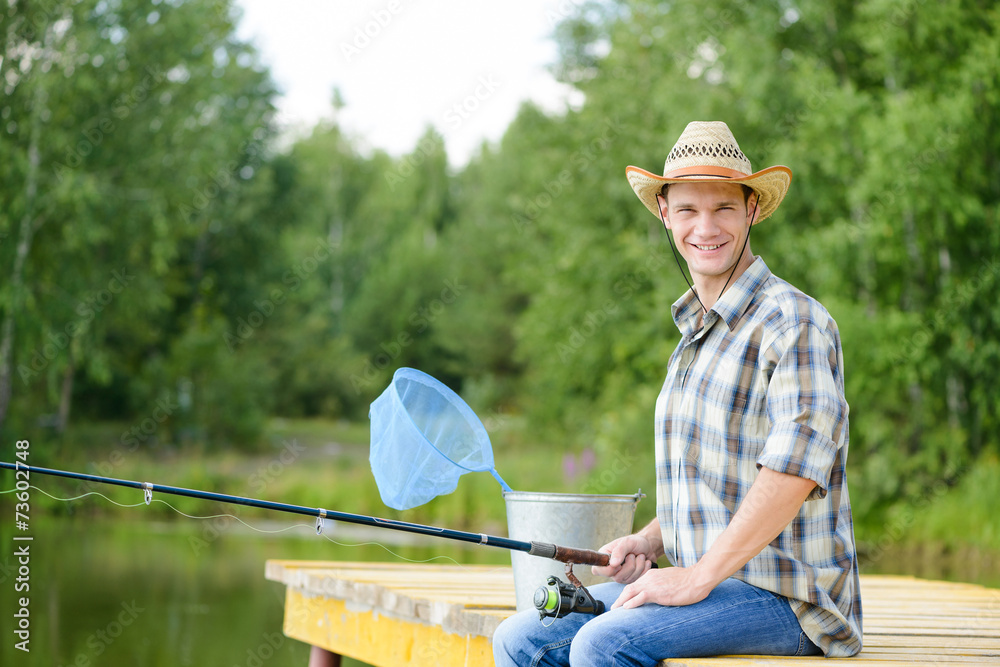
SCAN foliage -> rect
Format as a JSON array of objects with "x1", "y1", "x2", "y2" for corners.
[
  {"x1": 2, "y1": 0, "x2": 998, "y2": 544},
  {"x1": 1, "y1": 0, "x2": 279, "y2": 443}
]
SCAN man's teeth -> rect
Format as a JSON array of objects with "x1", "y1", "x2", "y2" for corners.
[{"x1": 694, "y1": 244, "x2": 721, "y2": 250}]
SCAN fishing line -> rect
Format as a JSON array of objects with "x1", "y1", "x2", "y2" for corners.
[
  {"x1": 0, "y1": 483, "x2": 467, "y2": 566},
  {"x1": 2, "y1": 484, "x2": 146, "y2": 507},
  {"x1": 1, "y1": 460, "x2": 614, "y2": 576},
  {"x1": 2, "y1": 460, "x2": 611, "y2": 618}
]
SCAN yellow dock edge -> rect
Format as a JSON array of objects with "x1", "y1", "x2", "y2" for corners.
[{"x1": 282, "y1": 587, "x2": 496, "y2": 666}]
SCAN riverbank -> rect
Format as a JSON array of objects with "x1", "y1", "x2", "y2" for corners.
[
  {"x1": 12, "y1": 416, "x2": 624, "y2": 538},
  {"x1": 5, "y1": 417, "x2": 998, "y2": 587}
]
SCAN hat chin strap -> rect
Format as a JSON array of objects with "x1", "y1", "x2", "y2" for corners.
[{"x1": 656, "y1": 195, "x2": 758, "y2": 316}]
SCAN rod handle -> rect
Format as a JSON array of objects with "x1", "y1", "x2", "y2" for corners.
[
  {"x1": 528, "y1": 541, "x2": 610, "y2": 567},
  {"x1": 553, "y1": 544, "x2": 611, "y2": 567}
]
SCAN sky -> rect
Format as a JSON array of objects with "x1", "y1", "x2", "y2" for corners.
[{"x1": 233, "y1": 0, "x2": 585, "y2": 166}]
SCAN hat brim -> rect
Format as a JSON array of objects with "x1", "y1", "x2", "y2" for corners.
[{"x1": 625, "y1": 164, "x2": 792, "y2": 224}]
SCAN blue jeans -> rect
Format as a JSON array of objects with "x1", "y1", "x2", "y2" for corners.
[{"x1": 492, "y1": 578, "x2": 821, "y2": 666}]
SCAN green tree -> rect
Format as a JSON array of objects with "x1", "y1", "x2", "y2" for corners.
[{"x1": 1, "y1": 0, "x2": 278, "y2": 446}]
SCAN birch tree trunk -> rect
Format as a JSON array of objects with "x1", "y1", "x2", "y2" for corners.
[{"x1": 0, "y1": 39, "x2": 47, "y2": 427}]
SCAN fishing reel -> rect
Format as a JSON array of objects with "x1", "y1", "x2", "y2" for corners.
[{"x1": 533, "y1": 565, "x2": 604, "y2": 619}]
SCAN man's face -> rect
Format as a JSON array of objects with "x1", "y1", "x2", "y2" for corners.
[{"x1": 656, "y1": 181, "x2": 757, "y2": 290}]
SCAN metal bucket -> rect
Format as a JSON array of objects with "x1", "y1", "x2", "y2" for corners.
[{"x1": 504, "y1": 490, "x2": 643, "y2": 611}]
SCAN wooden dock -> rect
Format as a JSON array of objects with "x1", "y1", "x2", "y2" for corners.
[{"x1": 265, "y1": 560, "x2": 1000, "y2": 666}]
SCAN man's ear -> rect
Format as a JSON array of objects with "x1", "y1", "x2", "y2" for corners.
[{"x1": 656, "y1": 194, "x2": 672, "y2": 229}]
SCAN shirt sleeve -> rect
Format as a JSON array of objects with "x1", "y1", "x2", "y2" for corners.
[{"x1": 757, "y1": 320, "x2": 848, "y2": 501}]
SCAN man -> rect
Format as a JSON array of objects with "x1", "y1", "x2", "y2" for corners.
[{"x1": 493, "y1": 121, "x2": 862, "y2": 666}]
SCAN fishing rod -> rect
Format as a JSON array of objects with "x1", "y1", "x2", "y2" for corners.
[
  {"x1": 1, "y1": 460, "x2": 613, "y2": 616},
  {"x1": 0, "y1": 461, "x2": 610, "y2": 566}
]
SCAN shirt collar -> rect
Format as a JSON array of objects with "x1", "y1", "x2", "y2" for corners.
[{"x1": 671, "y1": 256, "x2": 772, "y2": 336}]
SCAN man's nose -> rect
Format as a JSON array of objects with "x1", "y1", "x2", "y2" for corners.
[{"x1": 692, "y1": 213, "x2": 721, "y2": 237}]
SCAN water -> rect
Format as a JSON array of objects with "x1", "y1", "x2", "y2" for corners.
[
  {"x1": 0, "y1": 514, "x2": 507, "y2": 667},
  {"x1": 1, "y1": 511, "x2": 996, "y2": 667}
]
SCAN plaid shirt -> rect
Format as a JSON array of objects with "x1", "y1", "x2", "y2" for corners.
[{"x1": 655, "y1": 256, "x2": 863, "y2": 657}]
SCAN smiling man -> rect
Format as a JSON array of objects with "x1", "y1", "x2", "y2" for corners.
[
  {"x1": 492, "y1": 121, "x2": 862, "y2": 666},
  {"x1": 657, "y1": 180, "x2": 756, "y2": 310}
]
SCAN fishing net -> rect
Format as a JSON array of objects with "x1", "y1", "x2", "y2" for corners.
[{"x1": 369, "y1": 367, "x2": 512, "y2": 510}]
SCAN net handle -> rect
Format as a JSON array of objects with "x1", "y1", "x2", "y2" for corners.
[{"x1": 489, "y1": 468, "x2": 512, "y2": 493}]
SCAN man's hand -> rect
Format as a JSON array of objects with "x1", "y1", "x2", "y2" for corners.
[
  {"x1": 611, "y1": 565, "x2": 712, "y2": 609},
  {"x1": 607, "y1": 468, "x2": 816, "y2": 611},
  {"x1": 592, "y1": 524, "x2": 662, "y2": 584}
]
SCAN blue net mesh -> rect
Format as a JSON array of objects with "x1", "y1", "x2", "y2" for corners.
[{"x1": 369, "y1": 368, "x2": 512, "y2": 510}]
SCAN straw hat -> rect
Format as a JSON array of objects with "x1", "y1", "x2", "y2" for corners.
[{"x1": 626, "y1": 121, "x2": 792, "y2": 224}]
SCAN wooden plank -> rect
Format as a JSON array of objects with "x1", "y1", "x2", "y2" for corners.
[
  {"x1": 660, "y1": 660, "x2": 988, "y2": 666},
  {"x1": 862, "y1": 635, "x2": 1000, "y2": 650},
  {"x1": 267, "y1": 562, "x2": 1000, "y2": 666},
  {"x1": 862, "y1": 625, "x2": 1000, "y2": 636},
  {"x1": 269, "y1": 565, "x2": 516, "y2": 638},
  {"x1": 860, "y1": 646, "x2": 1000, "y2": 657}
]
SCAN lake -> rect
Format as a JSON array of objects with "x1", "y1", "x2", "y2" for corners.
[
  {"x1": 1, "y1": 509, "x2": 996, "y2": 666},
  {"x1": 0, "y1": 512, "x2": 510, "y2": 667}
]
